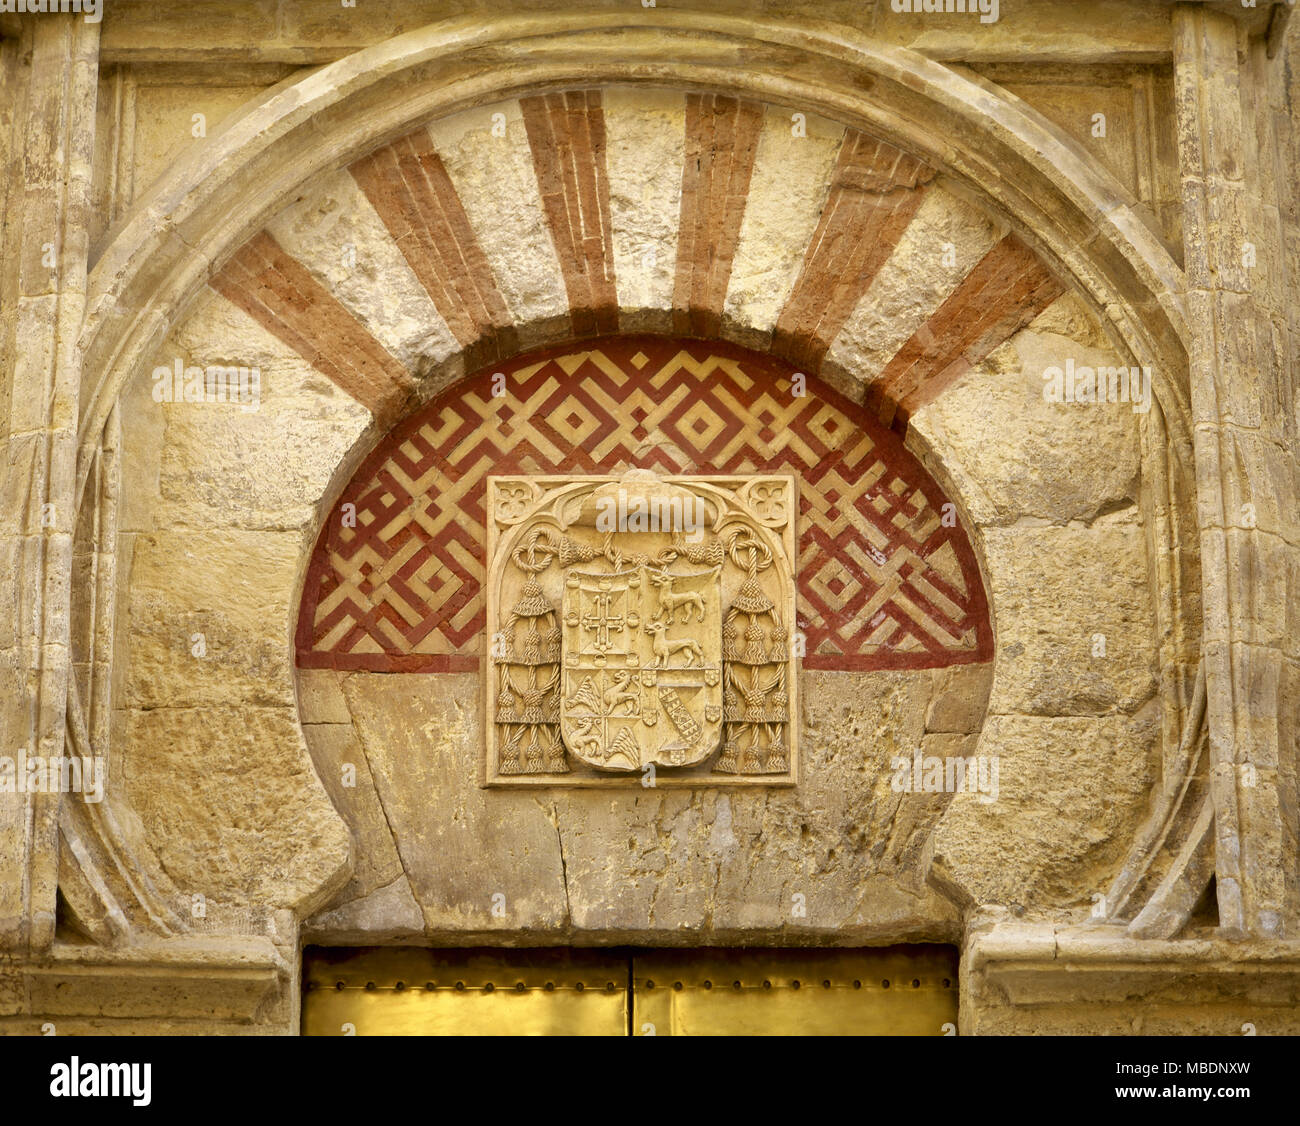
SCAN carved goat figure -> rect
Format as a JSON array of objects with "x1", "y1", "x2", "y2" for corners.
[
  {"x1": 647, "y1": 569, "x2": 705, "y2": 624},
  {"x1": 644, "y1": 620, "x2": 703, "y2": 667},
  {"x1": 602, "y1": 669, "x2": 641, "y2": 715}
]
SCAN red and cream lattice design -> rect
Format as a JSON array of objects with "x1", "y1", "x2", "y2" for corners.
[{"x1": 295, "y1": 337, "x2": 992, "y2": 672}]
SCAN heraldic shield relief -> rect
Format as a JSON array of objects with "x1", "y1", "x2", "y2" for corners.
[
  {"x1": 485, "y1": 473, "x2": 798, "y2": 787},
  {"x1": 561, "y1": 565, "x2": 723, "y2": 771}
]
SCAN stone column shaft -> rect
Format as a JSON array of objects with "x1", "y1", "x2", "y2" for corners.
[
  {"x1": 1173, "y1": 2, "x2": 1299, "y2": 938},
  {"x1": 0, "y1": 13, "x2": 100, "y2": 953}
]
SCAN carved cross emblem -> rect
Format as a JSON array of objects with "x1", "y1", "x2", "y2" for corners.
[{"x1": 577, "y1": 582, "x2": 628, "y2": 654}]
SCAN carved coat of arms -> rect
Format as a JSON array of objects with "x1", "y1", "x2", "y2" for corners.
[
  {"x1": 560, "y1": 564, "x2": 723, "y2": 770},
  {"x1": 485, "y1": 473, "x2": 797, "y2": 788}
]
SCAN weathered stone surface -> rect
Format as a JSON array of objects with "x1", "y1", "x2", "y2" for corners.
[
  {"x1": 722, "y1": 105, "x2": 841, "y2": 343},
  {"x1": 263, "y1": 167, "x2": 457, "y2": 373},
  {"x1": 122, "y1": 528, "x2": 304, "y2": 709},
  {"x1": 908, "y1": 295, "x2": 1141, "y2": 526},
  {"x1": 303, "y1": 874, "x2": 425, "y2": 944},
  {"x1": 997, "y1": 78, "x2": 1142, "y2": 199},
  {"x1": 934, "y1": 707, "x2": 1160, "y2": 908},
  {"x1": 297, "y1": 668, "x2": 353, "y2": 725},
  {"x1": 158, "y1": 289, "x2": 371, "y2": 530},
  {"x1": 333, "y1": 668, "x2": 972, "y2": 942},
  {"x1": 964, "y1": 922, "x2": 1300, "y2": 1034},
  {"x1": 426, "y1": 102, "x2": 569, "y2": 345},
  {"x1": 603, "y1": 86, "x2": 684, "y2": 330},
  {"x1": 121, "y1": 706, "x2": 350, "y2": 913},
  {"x1": 128, "y1": 84, "x2": 269, "y2": 208},
  {"x1": 341, "y1": 672, "x2": 569, "y2": 936},
  {"x1": 980, "y1": 524, "x2": 1159, "y2": 718},
  {"x1": 926, "y1": 664, "x2": 996, "y2": 733},
  {"x1": 300, "y1": 717, "x2": 403, "y2": 899}
]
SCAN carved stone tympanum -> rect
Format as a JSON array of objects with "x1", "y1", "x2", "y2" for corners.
[{"x1": 485, "y1": 472, "x2": 798, "y2": 786}]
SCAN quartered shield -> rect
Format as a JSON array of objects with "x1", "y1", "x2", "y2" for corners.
[{"x1": 560, "y1": 564, "x2": 723, "y2": 771}]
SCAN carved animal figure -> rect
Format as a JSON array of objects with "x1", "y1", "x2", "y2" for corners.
[
  {"x1": 647, "y1": 569, "x2": 705, "y2": 623},
  {"x1": 602, "y1": 669, "x2": 641, "y2": 716},
  {"x1": 644, "y1": 620, "x2": 703, "y2": 667},
  {"x1": 566, "y1": 716, "x2": 601, "y2": 759}
]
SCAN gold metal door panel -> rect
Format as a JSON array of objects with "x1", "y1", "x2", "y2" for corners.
[
  {"x1": 302, "y1": 947, "x2": 628, "y2": 1036},
  {"x1": 632, "y1": 947, "x2": 958, "y2": 1036},
  {"x1": 302, "y1": 945, "x2": 957, "y2": 1035}
]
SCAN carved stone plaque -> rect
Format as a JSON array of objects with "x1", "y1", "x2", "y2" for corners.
[{"x1": 484, "y1": 472, "x2": 798, "y2": 787}]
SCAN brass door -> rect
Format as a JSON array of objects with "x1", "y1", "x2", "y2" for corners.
[
  {"x1": 303, "y1": 945, "x2": 957, "y2": 1036},
  {"x1": 303, "y1": 947, "x2": 629, "y2": 1036},
  {"x1": 631, "y1": 947, "x2": 957, "y2": 1036}
]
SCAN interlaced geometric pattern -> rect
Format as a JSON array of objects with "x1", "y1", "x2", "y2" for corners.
[{"x1": 296, "y1": 337, "x2": 992, "y2": 672}]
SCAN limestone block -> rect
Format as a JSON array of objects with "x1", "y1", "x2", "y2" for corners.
[
  {"x1": 303, "y1": 874, "x2": 425, "y2": 945},
  {"x1": 0, "y1": 533, "x2": 19, "y2": 651},
  {"x1": 340, "y1": 673, "x2": 570, "y2": 935},
  {"x1": 116, "y1": 357, "x2": 167, "y2": 536},
  {"x1": 129, "y1": 85, "x2": 270, "y2": 206},
  {"x1": 325, "y1": 666, "x2": 966, "y2": 942},
  {"x1": 908, "y1": 298, "x2": 1142, "y2": 526},
  {"x1": 549, "y1": 791, "x2": 723, "y2": 935},
  {"x1": 308, "y1": 664, "x2": 978, "y2": 941},
  {"x1": 722, "y1": 105, "x2": 842, "y2": 341},
  {"x1": 933, "y1": 708, "x2": 1160, "y2": 908},
  {"x1": 925, "y1": 663, "x2": 996, "y2": 733},
  {"x1": 823, "y1": 187, "x2": 998, "y2": 390},
  {"x1": 426, "y1": 102, "x2": 569, "y2": 344},
  {"x1": 155, "y1": 290, "x2": 371, "y2": 531},
  {"x1": 875, "y1": 0, "x2": 1170, "y2": 58},
  {"x1": 300, "y1": 718, "x2": 403, "y2": 899},
  {"x1": 998, "y1": 79, "x2": 1141, "y2": 199},
  {"x1": 122, "y1": 706, "x2": 350, "y2": 913},
  {"x1": 296, "y1": 669, "x2": 353, "y2": 725},
  {"x1": 263, "y1": 168, "x2": 457, "y2": 373},
  {"x1": 1220, "y1": 529, "x2": 1300, "y2": 655},
  {"x1": 603, "y1": 86, "x2": 685, "y2": 328},
  {"x1": 981, "y1": 524, "x2": 1158, "y2": 717},
  {"x1": 1217, "y1": 427, "x2": 1300, "y2": 545},
  {"x1": 122, "y1": 528, "x2": 303, "y2": 709},
  {"x1": 965, "y1": 924, "x2": 1300, "y2": 1034}
]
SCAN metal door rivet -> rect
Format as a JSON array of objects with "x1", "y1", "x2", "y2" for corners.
[
  {"x1": 544, "y1": 982, "x2": 555, "y2": 991},
  {"x1": 791, "y1": 980, "x2": 801, "y2": 989},
  {"x1": 732, "y1": 980, "x2": 742, "y2": 991},
  {"x1": 516, "y1": 982, "x2": 527, "y2": 993},
  {"x1": 394, "y1": 981, "x2": 406, "y2": 992},
  {"x1": 822, "y1": 980, "x2": 831, "y2": 989},
  {"x1": 911, "y1": 979, "x2": 920, "y2": 988},
  {"x1": 762, "y1": 980, "x2": 772, "y2": 989},
  {"x1": 576, "y1": 982, "x2": 585, "y2": 991},
  {"x1": 455, "y1": 981, "x2": 466, "y2": 991},
  {"x1": 364, "y1": 981, "x2": 376, "y2": 991},
  {"x1": 484, "y1": 982, "x2": 495, "y2": 993},
  {"x1": 882, "y1": 980, "x2": 890, "y2": 988},
  {"x1": 701, "y1": 980, "x2": 711, "y2": 990},
  {"x1": 673, "y1": 981, "x2": 683, "y2": 991}
]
